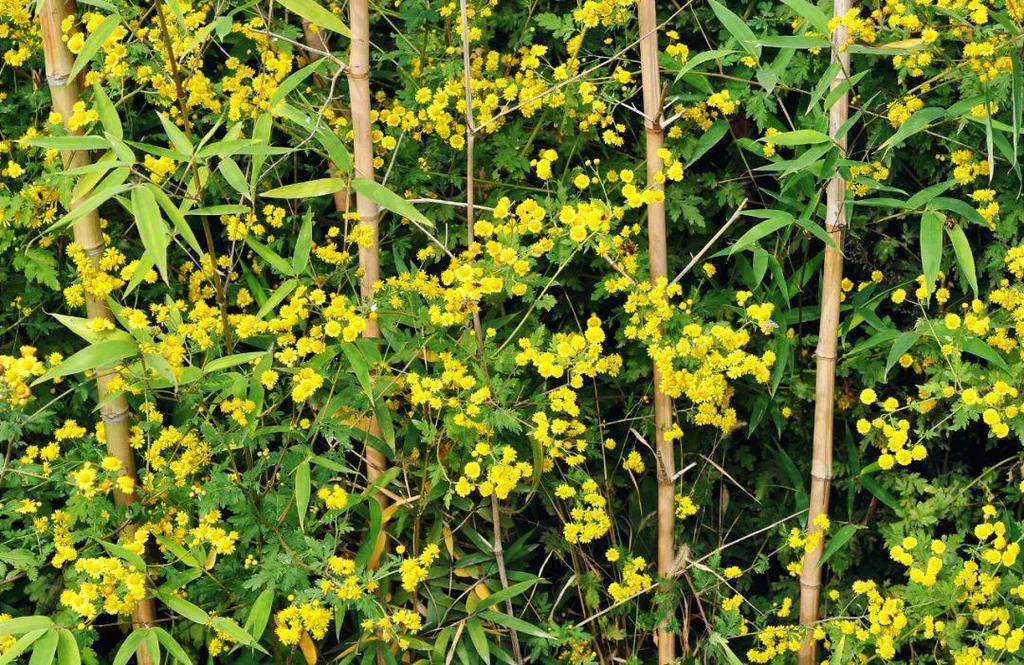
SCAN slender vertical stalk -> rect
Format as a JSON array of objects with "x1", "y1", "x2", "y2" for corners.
[
  {"x1": 456, "y1": 3, "x2": 522, "y2": 662},
  {"x1": 637, "y1": 3, "x2": 676, "y2": 663},
  {"x1": 153, "y1": 5, "x2": 233, "y2": 354},
  {"x1": 348, "y1": 0, "x2": 388, "y2": 506},
  {"x1": 39, "y1": 2, "x2": 155, "y2": 662},
  {"x1": 798, "y1": 0, "x2": 850, "y2": 662},
  {"x1": 301, "y1": 20, "x2": 353, "y2": 213}
]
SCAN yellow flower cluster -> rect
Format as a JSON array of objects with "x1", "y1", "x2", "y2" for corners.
[
  {"x1": 454, "y1": 445, "x2": 534, "y2": 500},
  {"x1": 189, "y1": 510, "x2": 240, "y2": 555},
  {"x1": 398, "y1": 544, "x2": 441, "y2": 592},
  {"x1": 623, "y1": 281, "x2": 775, "y2": 432},
  {"x1": 60, "y1": 557, "x2": 148, "y2": 619},
  {"x1": 275, "y1": 599, "x2": 332, "y2": 645},
  {"x1": 607, "y1": 556, "x2": 652, "y2": 603},
  {"x1": 0, "y1": 345, "x2": 43, "y2": 406}
]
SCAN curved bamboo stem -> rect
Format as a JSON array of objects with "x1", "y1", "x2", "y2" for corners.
[
  {"x1": 39, "y1": 1, "x2": 156, "y2": 662},
  {"x1": 637, "y1": 2, "x2": 676, "y2": 662},
  {"x1": 797, "y1": 0, "x2": 851, "y2": 661},
  {"x1": 347, "y1": 0, "x2": 389, "y2": 510}
]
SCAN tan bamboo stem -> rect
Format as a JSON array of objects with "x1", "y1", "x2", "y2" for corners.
[
  {"x1": 348, "y1": 0, "x2": 388, "y2": 507},
  {"x1": 797, "y1": 0, "x2": 850, "y2": 661},
  {"x1": 456, "y1": 3, "x2": 522, "y2": 661},
  {"x1": 39, "y1": 1, "x2": 156, "y2": 662},
  {"x1": 637, "y1": 2, "x2": 676, "y2": 662}
]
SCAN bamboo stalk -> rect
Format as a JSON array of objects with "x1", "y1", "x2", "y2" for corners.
[
  {"x1": 456, "y1": 3, "x2": 522, "y2": 661},
  {"x1": 39, "y1": 2, "x2": 155, "y2": 662},
  {"x1": 637, "y1": 2, "x2": 676, "y2": 662},
  {"x1": 797, "y1": 0, "x2": 851, "y2": 661},
  {"x1": 347, "y1": 0, "x2": 389, "y2": 507}
]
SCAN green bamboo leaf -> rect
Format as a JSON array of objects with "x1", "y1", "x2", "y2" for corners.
[
  {"x1": 351, "y1": 177, "x2": 433, "y2": 228},
  {"x1": 881, "y1": 107, "x2": 944, "y2": 152},
  {"x1": 708, "y1": 0, "x2": 761, "y2": 59},
  {"x1": 960, "y1": 337, "x2": 1008, "y2": 370},
  {"x1": 256, "y1": 278, "x2": 298, "y2": 319},
  {"x1": 210, "y1": 617, "x2": 268, "y2": 654},
  {"x1": 0, "y1": 617, "x2": 53, "y2": 636},
  {"x1": 188, "y1": 204, "x2": 250, "y2": 216},
  {"x1": 906, "y1": 180, "x2": 955, "y2": 208},
  {"x1": 270, "y1": 58, "x2": 328, "y2": 106},
  {"x1": 472, "y1": 578, "x2": 541, "y2": 614},
  {"x1": 157, "y1": 113, "x2": 193, "y2": 155},
  {"x1": 727, "y1": 210, "x2": 801, "y2": 255},
  {"x1": 93, "y1": 83, "x2": 122, "y2": 139},
  {"x1": 859, "y1": 475, "x2": 901, "y2": 513},
  {"x1": 884, "y1": 332, "x2": 919, "y2": 379},
  {"x1": 69, "y1": 14, "x2": 120, "y2": 81},
  {"x1": 465, "y1": 619, "x2": 490, "y2": 665},
  {"x1": 779, "y1": 0, "x2": 828, "y2": 32},
  {"x1": 761, "y1": 129, "x2": 831, "y2": 146},
  {"x1": 203, "y1": 352, "x2": 267, "y2": 374},
  {"x1": 477, "y1": 611, "x2": 552, "y2": 640},
  {"x1": 158, "y1": 592, "x2": 210, "y2": 625},
  {"x1": 339, "y1": 341, "x2": 373, "y2": 400},
  {"x1": 276, "y1": 0, "x2": 351, "y2": 36},
  {"x1": 112, "y1": 630, "x2": 150, "y2": 665},
  {"x1": 274, "y1": 103, "x2": 353, "y2": 172},
  {"x1": 153, "y1": 627, "x2": 192, "y2": 665},
  {"x1": 131, "y1": 185, "x2": 168, "y2": 282},
  {"x1": 156, "y1": 534, "x2": 202, "y2": 569},
  {"x1": 243, "y1": 589, "x2": 275, "y2": 642},
  {"x1": 148, "y1": 184, "x2": 203, "y2": 256},
  {"x1": 818, "y1": 524, "x2": 863, "y2": 567},
  {"x1": 355, "y1": 496, "x2": 382, "y2": 568},
  {"x1": 218, "y1": 157, "x2": 250, "y2": 197},
  {"x1": 295, "y1": 459, "x2": 311, "y2": 530},
  {"x1": 56, "y1": 629, "x2": 81, "y2": 665},
  {"x1": 24, "y1": 135, "x2": 111, "y2": 151},
  {"x1": 292, "y1": 211, "x2": 314, "y2": 274},
  {"x1": 34, "y1": 339, "x2": 138, "y2": 385},
  {"x1": 262, "y1": 177, "x2": 347, "y2": 199},
  {"x1": 946, "y1": 225, "x2": 978, "y2": 297},
  {"x1": 246, "y1": 237, "x2": 297, "y2": 276},
  {"x1": 672, "y1": 49, "x2": 734, "y2": 82},
  {"x1": 1012, "y1": 55, "x2": 1022, "y2": 163},
  {"x1": 919, "y1": 210, "x2": 943, "y2": 299},
  {"x1": 0, "y1": 630, "x2": 47, "y2": 665},
  {"x1": 51, "y1": 313, "x2": 133, "y2": 345},
  {"x1": 28, "y1": 630, "x2": 58, "y2": 665},
  {"x1": 685, "y1": 119, "x2": 729, "y2": 167}
]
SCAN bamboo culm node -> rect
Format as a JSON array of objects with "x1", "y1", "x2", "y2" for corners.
[
  {"x1": 39, "y1": 1, "x2": 157, "y2": 663},
  {"x1": 797, "y1": 0, "x2": 851, "y2": 662}
]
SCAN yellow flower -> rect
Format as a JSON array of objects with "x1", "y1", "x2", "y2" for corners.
[{"x1": 859, "y1": 388, "x2": 877, "y2": 405}]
